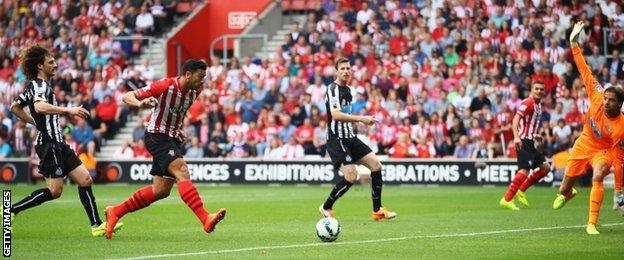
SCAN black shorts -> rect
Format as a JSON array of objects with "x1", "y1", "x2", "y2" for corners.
[
  {"x1": 35, "y1": 143, "x2": 82, "y2": 178},
  {"x1": 144, "y1": 132, "x2": 183, "y2": 179},
  {"x1": 327, "y1": 136, "x2": 373, "y2": 168},
  {"x1": 516, "y1": 139, "x2": 546, "y2": 170}
]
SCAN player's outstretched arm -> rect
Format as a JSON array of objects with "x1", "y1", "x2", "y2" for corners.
[
  {"x1": 33, "y1": 100, "x2": 89, "y2": 119},
  {"x1": 122, "y1": 91, "x2": 157, "y2": 110},
  {"x1": 9, "y1": 101, "x2": 35, "y2": 126},
  {"x1": 569, "y1": 21, "x2": 601, "y2": 98},
  {"x1": 330, "y1": 108, "x2": 375, "y2": 125}
]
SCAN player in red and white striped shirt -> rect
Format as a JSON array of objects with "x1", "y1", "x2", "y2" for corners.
[
  {"x1": 104, "y1": 59, "x2": 226, "y2": 239},
  {"x1": 500, "y1": 81, "x2": 552, "y2": 210}
]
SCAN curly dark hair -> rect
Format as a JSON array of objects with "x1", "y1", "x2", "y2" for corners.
[{"x1": 19, "y1": 45, "x2": 50, "y2": 81}]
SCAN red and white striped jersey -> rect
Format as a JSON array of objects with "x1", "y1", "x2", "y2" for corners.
[
  {"x1": 516, "y1": 96, "x2": 542, "y2": 140},
  {"x1": 135, "y1": 77, "x2": 200, "y2": 138}
]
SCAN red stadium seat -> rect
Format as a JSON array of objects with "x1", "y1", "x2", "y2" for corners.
[
  {"x1": 306, "y1": 0, "x2": 321, "y2": 10},
  {"x1": 291, "y1": 0, "x2": 306, "y2": 10},
  {"x1": 281, "y1": 0, "x2": 291, "y2": 11}
]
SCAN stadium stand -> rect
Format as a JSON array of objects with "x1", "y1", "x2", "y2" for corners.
[
  {"x1": 2, "y1": 0, "x2": 624, "y2": 166},
  {"x1": 0, "y1": 0, "x2": 200, "y2": 177}
]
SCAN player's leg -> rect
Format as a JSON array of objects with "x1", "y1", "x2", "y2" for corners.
[
  {"x1": 500, "y1": 143, "x2": 532, "y2": 210},
  {"x1": 167, "y1": 157, "x2": 226, "y2": 233},
  {"x1": 358, "y1": 152, "x2": 396, "y2": 220},
  {"x1": 320, "y1": 164, "x2": 358, "y2": 217},
  {"x1": 68, "y1": 165, "x2": 99, "y2": 224},
  {"x1": 613, "y1": 162, "x2": 623, "y2": 210},
  {"x1": 519, "y1": 147, "x2": 550, "y2": 192},
  {"x1": 586, "y1": 157, "x2": 611, "y2": 235},
  {"x1": 11, "y1": 146, "x2": 64, "y2": 216},
  {"x1": 67, "y1": 163, "x2": 123, "y2": 237},
  {"x1": 516, "y1": 151, "x2": 550, "y2": 206},
  {"x1": 105, "y1": 175, "x2": 174, "y2": 239},
  {"x1": 553, "y1": 159, "x2": 586, "y2": 209},
  {"x1": 320, "y1": 138, "x2": 356, "y2": 217},
  {"x1": 109, "y1": 175, "x2": 174, "y2": 218},
  {"x1": 63, "y1": 142, "x2": 104, "y2": 227},
  {"x1": 500, "y1": 169, "x2": 526, "y2": 210},
  {"x1": 11, "y1": 177, "x2": 62, "y2": 217}
]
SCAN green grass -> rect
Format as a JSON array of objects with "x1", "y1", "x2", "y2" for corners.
[{"x1": 5, "y1": 184, "x2": 624, "y2": 259}]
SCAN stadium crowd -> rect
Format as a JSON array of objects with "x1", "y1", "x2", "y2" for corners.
[
  {"x1": 0, "y1": 0, "x2": 200, "y2": 167},
  {"x1": 2, "y1": 0, "x2": 624, "y2": 164}
]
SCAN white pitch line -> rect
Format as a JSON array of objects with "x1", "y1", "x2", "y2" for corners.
[
  {"x1": 20, "y1": 198, "x2": 119, "y2": 204},
  {"x1": 108, "y1": 222, "x2": 624, "y2": 260}
]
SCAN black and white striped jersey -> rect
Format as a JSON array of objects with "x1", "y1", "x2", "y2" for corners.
[
  {"x1": 14, "y1": 79, "x2": 63, "y2": 145},
  {"x1": 325, "y1": 82, "x2": 356, "y2": 139}
]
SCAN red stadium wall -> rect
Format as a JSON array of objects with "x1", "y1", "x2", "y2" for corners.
[{"x1": 166, "y1": 0, "x2": 273, "y2": 77}]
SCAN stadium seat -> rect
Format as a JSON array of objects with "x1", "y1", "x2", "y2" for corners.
[
  {"x1": 281, "y1": 0, "x2": 293, "y2": 11},
  {"x1": 291, "y1": 0, "x2": 306, "y2": 11},
  {"x1": 306, "y1": 0, "x2": 321, "y2": 10}
]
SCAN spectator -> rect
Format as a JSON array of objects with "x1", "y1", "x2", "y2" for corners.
[
  {"x1": 278, "y1": 115, "x2": 296, "y2": 143},
  {"x1": 205, "y1": 141, "x2": 224, "y2": 158},
  {"x1": 8, "y1": 120, "x2": 31, "y2": 157},
  {"x1": 185, "y1": 137, "x2": 204, "y2": 158},
  {"x1": 226, "y1": 132, "x2": 251, "y2": 158},
  {"x1": 553, "y1": 119, "x2": 573, "y2": 145},
  {"x1": 0, "y1": 136, "x2": 12, "y2": 158},
  {"x1": 245, "y1": 121, "x2": 264, "y2": 157},
  {"x1": 89, "y1": 109, "x2": 108, "y2": 147},
  {"x1": 136, "y1": 58, "x2": 155, "y2": 82},
  {"x1": 471, "y1": 138, "x2": 494, "y2": 159},
  {"x1": 447, "y1": 117, "x2": 466, "y2": 145},
  {"x1": 415, "y1": 137, "x2": 436, "y2": 158},
  {"x1": 586, "y1": 45, "x2": 606, "y2": 72},
  {"x1": 210, "y1": 121, "x2": 228, "y2": 147},
  {"x1": 281, "y1": 136, "x2": 305, "y2": 159},
  {"x1": 0, "y1": 58, "x2": 15, "y2": 81},
  {"x1": 135, "y1": 5, "x2": 155, "y2": 35},
  {"x1": 132, "y1": 117, "x2": 146, "y2": 144},
  {"x1": 469, "y1": 88, "x2": 492, "y2": 113},
  {"x1": 72, "y1": 117, "x2": 95, "y2": 146},
  {"x1": 182, "y1": 118, "x2": 197, "y2": 139},
  {"x1": 78, "y1": 141, "x2": 97, "y2": 177},
  {"x1": 95, "y1": 95, "x2": 119, "y2": 139},
  {"x1": 237, "y1": 90, "x2": 262, "y2": 123},
  {"x1": 198, "y1": 118, "x2": 210, "y2": 144},
  {"x1": 388, "y1": 133, "x2": 416, "y2": 158},
  {"x1": 4, "y1": 1, "x2": 617, "y2": 160},
  {"x1": 133, "y1": 139, "x2": 151, "y2": 158},
  {"x1": 453, "y1": 135, "x2": 473, "y2": 159},
  {"x1": 449, "y1": 86, "x2": 471, "y2": 112},
  {"x1": 313, "y1": 120, "x2": 328, "y2": 156},
  {"x1": 294, "y1": 118, "x2": 315, "y2": 154},
  {"x1": 113, "y1": 140, "x2": 135, "y2": 159},
  {"x1": 263, "y1": 137, "x2": 283, "y2": 160},
  {"x1": 564, "y1": 103, "x2": 583, "y2": 129}
]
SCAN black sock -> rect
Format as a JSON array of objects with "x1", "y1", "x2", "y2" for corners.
[
  {"x1": 11, "y1": 188, "x2": 54, "y2": 215},
  {"x1": 323, "y1": 177, "x2": 353, "y2": 210},
  {"x1": 371, "y1": 170, "x2": 383, "y2": 212},
  {"x1": 78, "y1": 186, "x2": 102, "y2": 227}
]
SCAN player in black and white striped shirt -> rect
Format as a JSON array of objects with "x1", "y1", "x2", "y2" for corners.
[
  {"x1": 319, "y1": 57, "x2": 397, "y2": 221},
  {"x1": 9, "y1": 45, "x2": 122, "y2": 236}
]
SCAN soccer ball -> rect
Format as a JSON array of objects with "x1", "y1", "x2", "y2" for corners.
[{"x1": 316, "y1": 217, "x2": 340, "y2": 242}]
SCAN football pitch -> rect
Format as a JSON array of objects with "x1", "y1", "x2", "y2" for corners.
[{"x1": 5, "y1": 184, "x2": 624, "y2": 259}]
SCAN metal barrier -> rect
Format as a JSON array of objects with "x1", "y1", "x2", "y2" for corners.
[
  {"x1": 209, "y1": 34, "x2": 269, "y2": 67},
  {"x1": 172, "y1": 41, "x2": 194, "y2": 75},
  {"x1": 602, "y1": 27, "x2": 624, "y2": 57}
]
